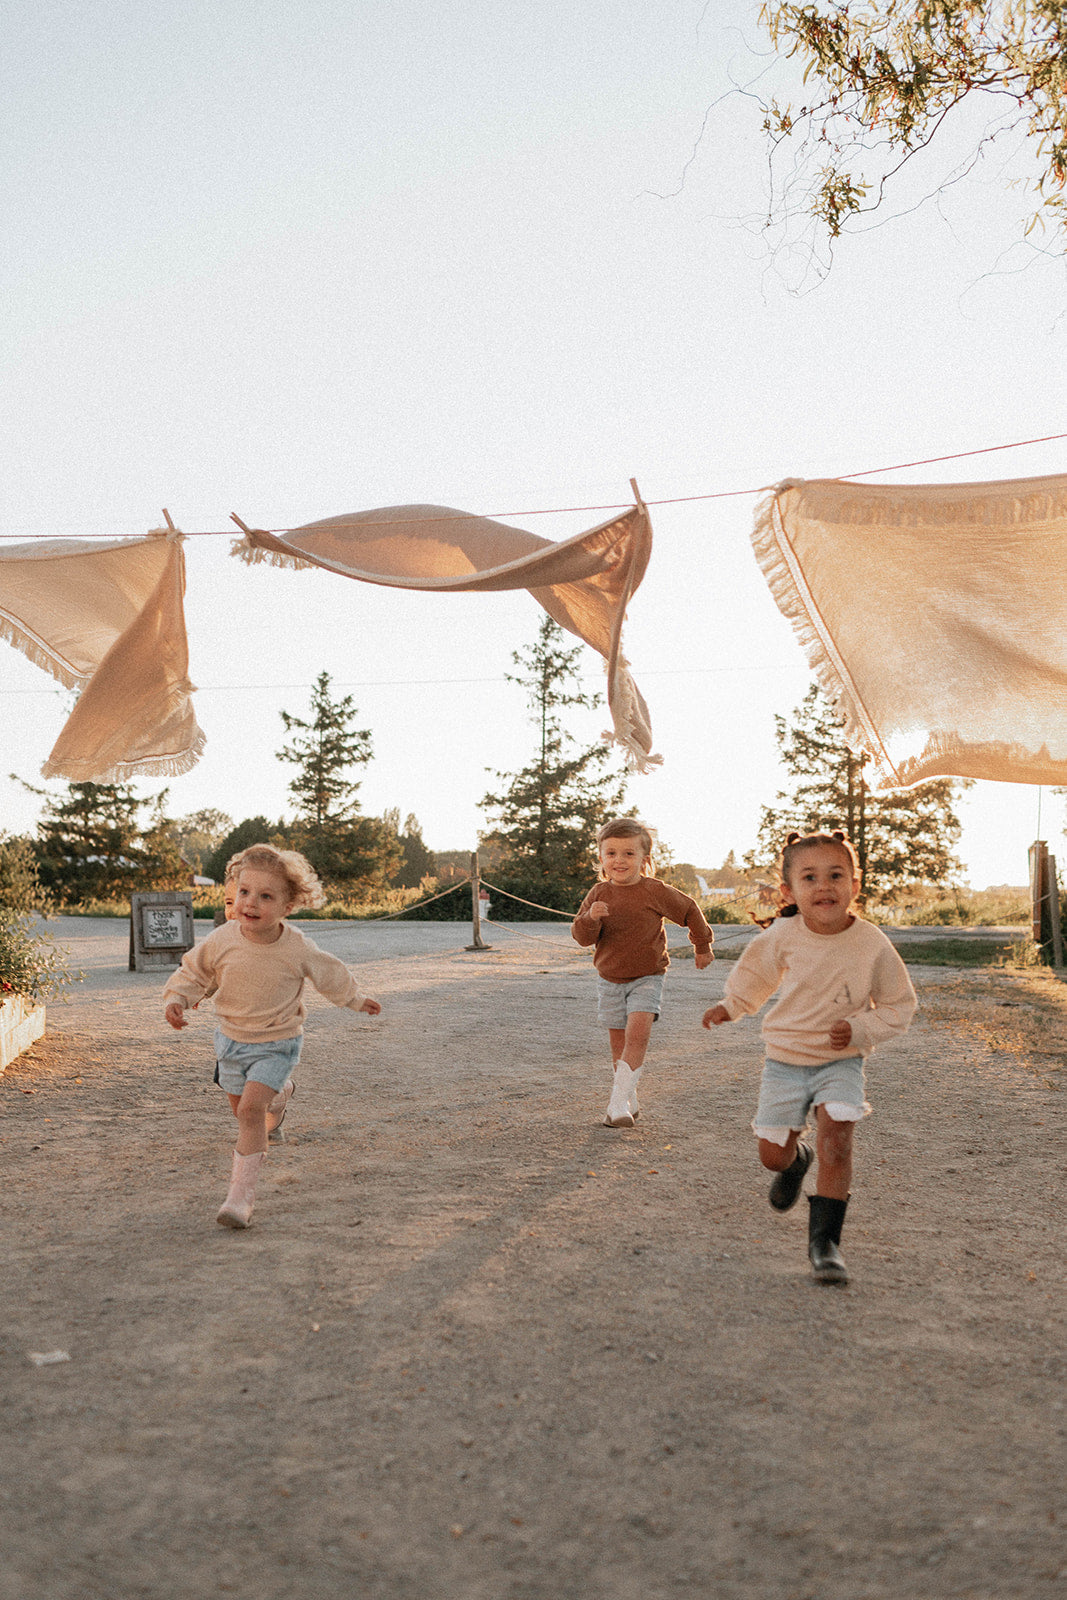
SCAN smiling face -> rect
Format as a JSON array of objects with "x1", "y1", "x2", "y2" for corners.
[
  {"x1": 781, "y1": 842, "x2": 860, "y2": 935},
  {"x1": 234, "y1": 867, "x2": 294, "y2": 942},
  {"x1": 598, "y1": 835, "x2": 649, "y2": 886}
]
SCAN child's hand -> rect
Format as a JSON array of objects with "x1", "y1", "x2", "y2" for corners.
[
  {"x1": 164, "y1": 1001, "x2": 188, "y2": 1031},
  {"x1": 694, "y1": 951, "x2": 714, "y2": 970},
  {"x1": 829, "y1": 1018, "x2": 852, "y2": 1049},
  {"x1": 587, "y1": 901, "x2": 609, "y2": 921},
  {"x1": 702, "y1": 1004, "x2": 729, "y2": 1028},
  {"x1": 359, "y1": 997, "x2": 382, "y2": 1016}
]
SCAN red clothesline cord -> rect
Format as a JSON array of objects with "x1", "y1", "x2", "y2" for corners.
[{"x1": 1, "y1": 430, "x2": 1064, "y2": 540}]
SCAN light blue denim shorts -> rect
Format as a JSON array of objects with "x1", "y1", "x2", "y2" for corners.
[
  {"x1": 752, "y1": 1055, "x2": 870, "y2": 1145},
  {"x1": 214, "y1": 1028, "x2": 303, "y2": 1096},
  {"x1": 596, "y1": 972, "x2": 664, "y2": 1029}
]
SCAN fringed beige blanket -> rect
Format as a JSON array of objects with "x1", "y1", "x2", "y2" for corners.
[
  {"x1": 0, "y1": 529, "x2": 203, "y2": 783},
  {"x1": 232, "y1": 501, "x2": 661, "y2": 771},
  {"x1": 753, "y1": 473, "x2": 1067, "y2": 789}
]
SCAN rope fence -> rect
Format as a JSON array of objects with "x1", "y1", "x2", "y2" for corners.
[
  {"x1": 364, "y1": 877, "x2": 472, "y2": 921},
  {"x1": 355, "y1": 863, "x2": 760, "y2": 950}
]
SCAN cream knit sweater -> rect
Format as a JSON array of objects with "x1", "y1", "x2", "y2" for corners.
[
  {"x1": 720, "y1": 915, "x2": 916, "y2": 1066},
  {"x1": 163, "y1": 920, "x2": 366, "y2": 1043}
]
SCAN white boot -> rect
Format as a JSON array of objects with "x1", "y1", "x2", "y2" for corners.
[
  {"x1": 217, "y1": 1150, "x2": 265, "y2": 1229},
  {"x1": 627, "y1": 1065, "x2": 643, "y2": 1121},
  {"x1": 605, "y1": 1062, "x2": 637, "y2": 1127}
]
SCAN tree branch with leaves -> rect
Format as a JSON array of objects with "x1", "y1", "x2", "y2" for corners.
[{"x1": 758, "y1": 0, "x2": 1067, "y2": 263}]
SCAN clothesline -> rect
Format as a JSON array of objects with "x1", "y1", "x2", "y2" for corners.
[
  {"x1": 6, "y1": 446, "x2": 1067, "y2": 795},
  {"x1": 0, "y1": 428, "x2": 1063, "y2": 541}
]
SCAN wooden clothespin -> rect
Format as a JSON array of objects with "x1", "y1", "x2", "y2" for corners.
[
  {"x1": 230, "y1": 513, "x2": 252, "y2": 536},
  {"x1": 629, "y1": 478, "x2": 648, "y2": 517},
  {"x1": 161, "y1": 508, "x2": 176, "y2": 531}
]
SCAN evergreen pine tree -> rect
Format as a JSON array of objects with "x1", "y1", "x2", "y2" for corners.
[
  {"x1": 748, "y1": 685, "x2": 969, "y2": 902},
  {"x1": 480, "y1": 616, "x2": 628, "y2": 913},
  {"x1": 277, "y1": 672, "x2": 400, "y2": 895},
  {"x1": 24, "y1": 781, "x2": 187, "y2": 904}
]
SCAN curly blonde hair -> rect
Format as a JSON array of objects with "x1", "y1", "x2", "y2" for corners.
[{"x1": 225, "y1": 845, "x2": 326, "y2": 911}]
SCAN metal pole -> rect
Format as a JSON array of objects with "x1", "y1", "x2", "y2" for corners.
[{"x1": 465, "y1": 850, "x2": 491, "y2": 951}]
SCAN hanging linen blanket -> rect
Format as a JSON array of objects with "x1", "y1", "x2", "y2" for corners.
[
  {"x1": 753, "y1": 473, "x2": 1067, "y2": 789},
  {"x1": 232, "y1": 501, "x2": 660, "y2": 771},
  {"x1": 0, "y1": 528, "x2": 203, "y2": 783}
]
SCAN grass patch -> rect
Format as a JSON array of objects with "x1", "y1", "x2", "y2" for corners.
[
  {"x1": 888, "y1": 937, "x2": 1020, "y2": 967},
  {"x1": 681, "y1": 936, "x2": 1032, "y2": 968},
  {"x1": 920, "y1": 968, "x2": 1067, "y2": 1082}
]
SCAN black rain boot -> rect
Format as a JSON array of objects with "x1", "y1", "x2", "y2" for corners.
[
  {"x1": 768, "y1": 1140, "x2": 814, "y2": 1211},
  {"x1": 808, "y1": 1194, "x2": 849, "y2": 1284}
]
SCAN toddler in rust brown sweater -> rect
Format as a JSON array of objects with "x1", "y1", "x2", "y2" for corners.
[{"x1": 572, "y1": 818, "x2": 713, "y2": 1127}]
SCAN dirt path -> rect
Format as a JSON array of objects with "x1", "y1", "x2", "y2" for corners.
[{"x1": 1, "y1": 919, "x2": 1064, "y2": 1600}]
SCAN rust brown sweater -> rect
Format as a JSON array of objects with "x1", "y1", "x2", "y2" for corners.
[{"x1": 571, "y1": 878, "x2": 713, "y2": 982}]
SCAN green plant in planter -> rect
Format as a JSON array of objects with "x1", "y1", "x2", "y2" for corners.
[{"x1": 0, "y1": 834, "x2": 74, "y2": 1002}]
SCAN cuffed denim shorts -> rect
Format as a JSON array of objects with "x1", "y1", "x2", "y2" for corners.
[
  {"x1": 213, "y1": 1028, "x2": 303, "y2": 1096},
  {"x1": 596, "y1": 972, "x2": 664, "y2": 1029},
  {"x1": 752, "y1": 1055, "x2": 869, "y2": 1144}
]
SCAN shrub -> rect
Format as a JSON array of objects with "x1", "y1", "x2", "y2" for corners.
[{"x1": 0, "y1": 834, "x2": 74, "y2": 1002}]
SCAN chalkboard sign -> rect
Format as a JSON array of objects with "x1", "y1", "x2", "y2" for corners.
[{"x1": 129, "y1": 892, "x2": 196, "y2": 971}]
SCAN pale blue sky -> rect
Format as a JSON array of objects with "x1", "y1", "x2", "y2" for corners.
[{"x1": 2, "y1": 0, "x2": 1064, "y2": 885}]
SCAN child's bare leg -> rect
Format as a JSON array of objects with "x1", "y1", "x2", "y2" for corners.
[
  {"x1": 757, "y1": 1132, "x2": 801, "y2": 1173},
  {"x1": 814, "y1": 1104, "x2": 853, "y2": 1199},
  {"x1": 234, "y1": 1081, "x2": 276, "y2": 1155},
  {"x1": 226, "y1": 1092, "x2": 242, "y2": 1121},
  {"x1": 615, "y1": 1011, "x2": 654, "y2": 1072}
]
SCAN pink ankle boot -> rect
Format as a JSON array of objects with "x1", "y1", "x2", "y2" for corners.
[{"x1": 217, "y1": 1150, "x2": 265, "y2": 1229}]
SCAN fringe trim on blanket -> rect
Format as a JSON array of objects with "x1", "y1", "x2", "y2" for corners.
[
  {"x1": 41, "y1": 724, "x2": 207, "y2": 785},
  {"x1": 751, "y1": 487, "x2": 900, "y2": 788},
  {"x1": 230, "y1": 535, "x2": 320, "y2": 573},
  {"x1": 602, "y1": 655, "x2": 664, "y2": 775},
  {"x1": 0, "y1": 613, "x2": 85, "y2": 690},
  {"x1": 780, "y1": 475, "x2": 1067, "y2": 532}
]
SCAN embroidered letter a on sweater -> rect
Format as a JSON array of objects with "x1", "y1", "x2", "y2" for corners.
[
  {"x1": 162, "y1": 920, "x2": 366, "y2": 1042},
  {"x1": 721, "y1": 916, "x2": 915, "y2": 1065}
]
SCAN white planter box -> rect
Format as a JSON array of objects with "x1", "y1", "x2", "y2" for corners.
[{"x1": 0, "y1": 994, "x2": 46, "y2": 1071}]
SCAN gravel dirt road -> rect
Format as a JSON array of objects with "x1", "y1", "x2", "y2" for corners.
[{"x1": 1, "y1": 917, "x2": 1063, "y2": 1600}]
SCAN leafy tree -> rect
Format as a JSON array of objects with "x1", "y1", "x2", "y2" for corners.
[
  {"x1": 21, "y1": 781, "x2": 188, "y2": 904},
  {"x1": 204, "y1": 816, "x2": 281, "y2": 884},
  {"x1": 0, "y1": 834, "x2": 72, "y2": 1001},
  {"x1": 168, "y1": 809, "x2": 234, "y2": 876},
  {"x1": 0, "y1": 833, "x2": 52, "y2": 914},
  {"x1": 747, "y1": 684, "x2": 969, "y2": 900},
  {"x1": 757, "y1": 0, "x2": 1067, "y2": 266},
  {"x1": 382, "y1": 808, "x2": 437, "y2": 888},
  {"x1": 480, "y1": 616, "x2": 628, "y2": 912},
  {"x1": 705, "y1": 850, "x2": 751, "y2": 889},
  {"x1": 277, "y1": 673, "x2": 400, "y2": 895}
]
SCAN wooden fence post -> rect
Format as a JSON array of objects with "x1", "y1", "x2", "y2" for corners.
[
  {"x1": 1028, "y1": 841, "x2": 1063, "y2": 968},
  {"x1": 465, "y1": 851, "x2": 491, "y2": 951},
  {"x1": 1047, "y1": 852, "x2": 1064, "y2": 971}
]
